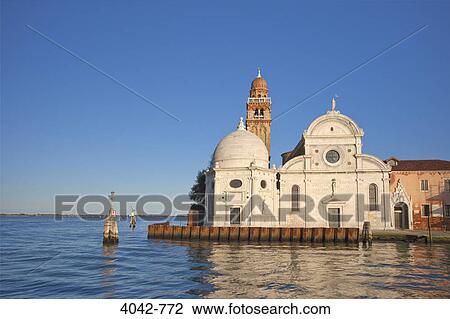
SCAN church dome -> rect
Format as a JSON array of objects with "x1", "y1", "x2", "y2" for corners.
[{"x1": 213, "y1": 118, "x2": 269, "y2": 169}]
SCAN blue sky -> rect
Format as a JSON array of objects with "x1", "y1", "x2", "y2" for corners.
[{"x1": 1, "y1": 0, "x2": 450, "y2": 213}]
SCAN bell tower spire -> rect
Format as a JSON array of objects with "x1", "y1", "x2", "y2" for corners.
[{"x1": 245, "y1": 68, "x2": 272, "y2": 159}]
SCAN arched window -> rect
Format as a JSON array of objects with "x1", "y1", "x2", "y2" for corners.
[
  {"x1": 292, "y1": 185, "x2": 300, "y2": 211},
  {"x1": 260, "y1": 109, "x2": 264, "y2": 117},
  {"x1": 254, "y1": 109, "x2": 259, "y2": 117},
  {"x1": 369, "y1": 184, "x2": 378, "y2": 211}
]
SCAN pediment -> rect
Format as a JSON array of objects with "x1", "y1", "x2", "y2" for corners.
[{"x1": 391, "y1": 179, "x2": 411, "y2": 206}]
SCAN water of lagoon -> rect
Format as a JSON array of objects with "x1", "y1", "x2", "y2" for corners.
[{"x1": 0, "y1": 216, "x2": 449, "y2": 298}]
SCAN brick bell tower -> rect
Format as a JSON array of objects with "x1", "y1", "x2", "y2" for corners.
[{"x1": 246, "y1": 67, "x2": 272, "y2": 160}]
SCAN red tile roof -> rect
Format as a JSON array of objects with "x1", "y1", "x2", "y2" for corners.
[{"x1": 386, "y1": 157, "x2": 450, "y2": 171}]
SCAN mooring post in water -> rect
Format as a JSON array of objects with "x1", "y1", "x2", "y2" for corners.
[
  {"x1": 129, "y1": 207, "x2": 137, "y2": 229},
  {"x1": 362, "y1": 221, "x2": 372, "y2": 246},
  {"x1": 427, "y1": 213, "x2": 432, "y2": 245},
  {"x1": 103, "y1": 209, "x2": 119, "y2": 244},
  {"x1": 103, "y1": 192, "x2": 119, "y2": 245}
]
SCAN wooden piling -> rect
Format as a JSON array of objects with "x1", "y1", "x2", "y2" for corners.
[
  {"x1": 302, "y1": 228, "x2": 312, "y2": 242},
  {"x1": 199, "y1": 226, "x2": 210, "y2": 240},
  {"x1": 153, "y1": 224, "x2": 162, "y2": 239},
  {"x1": 181, "y1": 226, "x2": 191, "y2": 240},
  {"x1": 361, "y1": 221, "x2": 372, "y2": 245},
  {"x1": 148, "y1": 223, "x2": 157, "y2": 239},
  {"x1": 312, "y1": 228, "x2": 324, "y2": 242},
  {"x1": 259, "y1": 227, "x2": 271, "y2": 241},
  {"x1": 427, "y1": 214, "x2": 433, "y2": 244},
  {"x1": 324, "y1": 228, "x2": 335, "y2": 242},
  {"x1": 347, "y1": 228, "x2": 359, "y2": 243},
  {"x1": 229, "y1": 226, "x2": 240, "y2": 241},
  {"x1": 190, "y1": 226, "x2": 201, "y2": 240},
  {"x1": 147, "y1": 224, "x2": 361, "y2": 244},
  {"x1": 219, "y1": 227, "x2": 230, "y2": 241},
  {"x1": 281, "y1": 228, "x2": 292, "y2": 242},
  {"x1": 291, "y1": 228, "x2": 302, "y2": 242},
  {"x1": 162, "y1": 224, "x2": 173, "y2": 239},
  {"x1": 103, "y1": 213, "x2": 119, "y2": 245},
  {"x1": 249, "y1": 227, "x2": 261, "y2": 241},
  {"x1": 172, "y1": 226, "x2": 182, "y2": 240},
  {"x1": 152, "y1": 223, "x2": 169, "y2": 239},
  {"x1": 209, "y1": 227, "x2": 220, "y2": 241},
  {"x1": 270, "y1": 228, "x2": 281, "y2": 241},
  {"x1": 239, "y1": 227, "x2": 249, "y2": 242},
  {"x1": 103, "y1": 194, "x2": 119, "y2": 245},
  {"x1": 335, "y1": 228, "x2": 346, "y2": 242}
]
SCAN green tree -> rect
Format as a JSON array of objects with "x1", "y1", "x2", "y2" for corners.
[
  {"x1": 189, "y1": 169, "x2": 207, "y2": 204},
  {"x1": 189, "y1": 156, "x2": 213, "y2": 204}
]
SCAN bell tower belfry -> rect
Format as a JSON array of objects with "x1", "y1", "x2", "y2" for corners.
[{"x1": 246, "y1": 68, "x2": 272, "y2": 159}]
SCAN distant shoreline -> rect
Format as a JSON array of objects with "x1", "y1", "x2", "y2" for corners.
[{"x1": 0, "y1": 213, "x2": 187, "y2": 218}]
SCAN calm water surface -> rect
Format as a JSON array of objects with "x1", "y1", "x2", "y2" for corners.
[{"x1": 0, "y1": 216, "x2": 449, "y2": 298}]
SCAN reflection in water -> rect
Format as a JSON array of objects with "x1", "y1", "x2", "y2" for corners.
[
  {"x1": 176, "y1": 241, "x2": 450, "y2": 298},
  {"x1": 184, "y1": 244, "x2": 217, "y2": 297},
  {"x1": 101, "y1": 244, "x2": 118, "y2": 298}
]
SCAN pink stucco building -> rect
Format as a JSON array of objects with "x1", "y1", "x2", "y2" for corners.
[{"x1": 387, "y1": 158, "x2": 450, "y2": 230}]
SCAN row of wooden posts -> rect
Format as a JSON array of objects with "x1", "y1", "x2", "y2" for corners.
[{"x1": 148, "y1": 224, "x2": 360, "y2": 243}]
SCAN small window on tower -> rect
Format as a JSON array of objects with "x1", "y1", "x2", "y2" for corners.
[
  {"x1": 254, "y1": 109, "x2": 259, "y2": 117},
  {"x1": 260, "y1": 109, "x2": 264, "y2": 117}
]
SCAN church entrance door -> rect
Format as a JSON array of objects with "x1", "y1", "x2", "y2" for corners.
[
  {"x1": 230, "y1": 207, "x2": 241, "y2": 225},
  {"x1": 394, "y1": 202, "x2": 409, "y2": 229},
  {"x1": 328, "y1": 208, "x2": 341, "y2": 228}
]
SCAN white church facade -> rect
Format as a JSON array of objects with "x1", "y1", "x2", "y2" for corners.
[{"x1": 205, "y1": 70, "x2": 393, "y2": 230}]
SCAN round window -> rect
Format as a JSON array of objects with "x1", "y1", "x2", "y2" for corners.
[
  {"x1": 260, "y1": 180, "x2": 267, "y2": 189},
  {"x1": 325, "y1": 150, "x2": 340, "y2": 164},
  {"x1": 229, "y1": 179, "x2": 242, "y2": 188}
]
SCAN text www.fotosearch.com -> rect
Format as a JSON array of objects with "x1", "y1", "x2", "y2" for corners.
[{"x1": 191, "y1": 302, "x2": 331, "y2": 315}]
